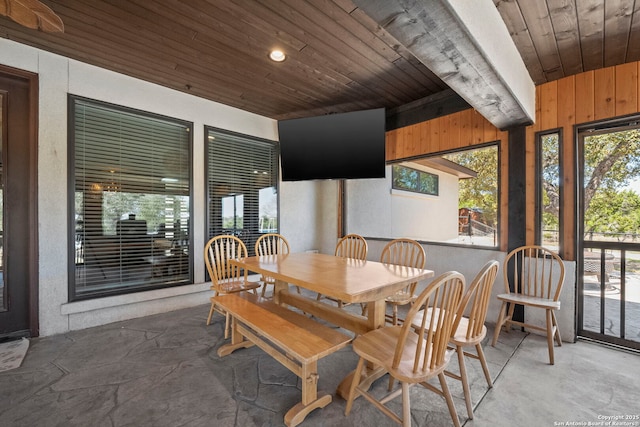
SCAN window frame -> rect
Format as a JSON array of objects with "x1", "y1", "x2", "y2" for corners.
[
  {"x1": 67, "y1": 95, "x2": 194, "y2": 301},
  {"x1": 535, "y1": 128, "x2": 563, "y2": 254},
  {"x1": 204, "y1": 126, "x2": 279, "y2": 257},
  {"x1": 345, "y1": 141, "x2": 501, "y2": 249},
  {"x1": 391, "y1": 164, "x2": 439, "y2": 196}
]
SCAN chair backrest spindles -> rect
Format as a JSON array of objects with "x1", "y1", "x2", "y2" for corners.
[
  {"x1": 204, "y1": 235, "x2": 248, "y2": 291},
  {"x1": 456, "y1": 260, "x2": 499, "y2": 341},
  {"x1": 380, "y1": 238, "x2": 426, "y2": 296},
  {"x1": 335, "y1": 233, "x2": 368, "y2": 260},
  {"x1": 255, "y1": 233, "x2": 290, "y2": 257},
  {"x1": 396, "y1": 272, "x2": 464, "y2": 374},
  {"x1": 504, "y1": 245, "x2": 565, "y2": 302}
]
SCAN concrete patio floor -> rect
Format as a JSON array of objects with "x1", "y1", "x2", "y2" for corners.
[{"x1": 1, "y1": 301, "x2": 639, "y2": 427}]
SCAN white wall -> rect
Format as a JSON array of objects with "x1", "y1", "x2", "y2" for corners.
[
  {"x1": 279, "y1": 179, "x2": 339, "y2": 254},
  {"x1": 0, "y1": 38, "x2": 289, "y2": 336},
  {"x1": 391, "y1": 174, "x2": 458, "y2": 241},
  {"x1": 347, "y1": 165, "x2": 460, "y2": 241}
]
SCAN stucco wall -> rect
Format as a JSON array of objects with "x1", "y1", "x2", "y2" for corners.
[
  {"x1": 346, "y1": 165, "x2": 460, "y2": 242},
  {"x1": 0, "y1": 38, "x2": 291, "y2": 336},
  {"x1": 279, "y1": 179, "x2": 337, "y2": 254}
]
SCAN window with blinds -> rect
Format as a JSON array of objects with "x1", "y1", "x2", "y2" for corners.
[
  {"x1": 206, "y1": 127, "x2": 278, "y2": 256},
  {"x1": 71, "y1": 96, "x2": 192, "y2": 300}
]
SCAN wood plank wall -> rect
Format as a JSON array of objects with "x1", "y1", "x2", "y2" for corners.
[{"x1": 386, "y1": 60, "x2": 640, "y2": 260}]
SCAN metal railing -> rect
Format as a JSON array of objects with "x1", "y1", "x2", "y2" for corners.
[
  {"x1": 580, "y1": 239, "x2": 640, "y2": 350},
  {"x1": 458, "y1": 215, "x2": 497, "y2": 245}
]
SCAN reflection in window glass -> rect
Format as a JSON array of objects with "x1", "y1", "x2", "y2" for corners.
[
  {"x1": 347, "y1": 144, "x2": 499, "y2": 247},
  {"x1": 206, "y1": 128, "x2": 278, "y2": 255},
  {"x1": 71, "y1": 97, "x2": 192, "y2": 300},
  {"x1": 222, "y1": 194, "x2": 244, "y2": 231},
  {"x1": 259, "y1": 187, "x2": 277, "y2": 232}
]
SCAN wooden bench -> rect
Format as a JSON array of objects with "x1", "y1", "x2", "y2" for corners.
[{"x1": 213, "y1": 293, "x2": 352, "y2": 427}]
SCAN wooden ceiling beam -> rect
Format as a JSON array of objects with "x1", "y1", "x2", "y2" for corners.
[{"x1": 354, "y1": 0, "x2": 535, "y2": 130}]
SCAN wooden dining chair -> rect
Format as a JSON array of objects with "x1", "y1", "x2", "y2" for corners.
[
  {"x1": 317, "y1": 233, "x2": 368, "y2": 308},
  {"x1": 345, "y1": 271, "x2": 465, "y2": 427},
  {"x1": 380, "y1": 238, "x2": 426, "y2": 325},
  {"x1": 205, "y1": 235, "x2": 260, "y2": 338},
  {"x1": 254, "y1": 233, "x2": 299, "y2": 296},
  {"x1": 491, "y1": 245, "x2": 565, "y2": 364},
  {"x1": 413, "y1": 260, "x2": 499, "y2": 419}
]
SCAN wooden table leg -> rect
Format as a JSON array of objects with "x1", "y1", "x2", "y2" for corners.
[
  {"x1": 336, "y1": 299, "x2": 386, "y2": 399},
  {"x1": 273, "y1": 279, "x2": 289, "y2": 305},
  {"x1": 366, "y1": 299, "x2": 386, "y2": 330}
]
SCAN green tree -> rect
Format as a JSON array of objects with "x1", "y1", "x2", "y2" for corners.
[
  {"x1": 444, "y1": 145, "x2": 498, "y2": 226},
  {"x1": 583, "y1": 129, "x2": 640, "y2": 214},
  {"x1": 585, "y1": 189, "x2": 640, "y2": 238},
  {"x1": 541, "y1": 128, "x2": 640, "y2": 237}
]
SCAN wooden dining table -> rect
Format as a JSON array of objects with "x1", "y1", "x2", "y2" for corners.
[{"x1": 229, "y1": 251, "x2": 434, "y2": 397}]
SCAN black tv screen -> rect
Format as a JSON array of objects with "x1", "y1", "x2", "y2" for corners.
[{"x1": 278, "y1": 108, "x2": 386, "y2": 181}]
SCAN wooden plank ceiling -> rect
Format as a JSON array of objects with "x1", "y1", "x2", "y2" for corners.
[{"x1": 1, "y1": 0, "x2": 639, "y2": 122}]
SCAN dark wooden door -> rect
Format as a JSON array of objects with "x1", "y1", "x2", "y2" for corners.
[{"x1": 0, "y1": 67, "x2": 38, "y2": 339}]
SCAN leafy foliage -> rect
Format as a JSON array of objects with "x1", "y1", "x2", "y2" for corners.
[
  {"x1": 392, "y1": 164, "x2": 438, "y2": 195},
  {"x1": 583, "y1": 130, "x2": 640, "y2": 211},
  {"x1": 585, "y1": 189, "x2": 640, "y2": 238},
  {"x1": 541, "y1": 128, "x2": 640, "y2": 238},
  {"x1": 444, "y1": 145, "x2": 498, "y2": 226}
]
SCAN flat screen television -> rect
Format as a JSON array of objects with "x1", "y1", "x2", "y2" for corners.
[{"x1": 278, "y1": 108, "x2": 386, "y2": 181}]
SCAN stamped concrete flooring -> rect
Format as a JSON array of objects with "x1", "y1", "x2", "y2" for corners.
[{"x1": 0, "y1": 302, "x2": 638, "y2": 427}]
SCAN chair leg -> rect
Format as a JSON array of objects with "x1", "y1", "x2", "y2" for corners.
[
  {"x1": 206, "y1": 301, "x2": 215, "y2": 326},
  {"x1": 392, "y1": 305, "x2": 399, "y2": 326},
  {"x1": 438, "y1": 372, "x2": 461, "y2": 427},
  {"x1": 546, "y1": 309, "x2": 555, "y2": 365},
  {"x1": 345, "y1": 357, "x2": 366, "y2": 416},
  {"x1": 456, "y1": 346, "x2": 473, "y2": 419},
  {"x1": 505, "y1": 303, "x2": 516, "y2": 330},
  {"x1": 207, "y1": 299, "x2": 231, "y2": 339},
  {"x1": 401, "y1": 381, "x2": 411, "y2": 427},
  {"x1": 476, "y1": 343, "x2": 493, "y2": 388},
  {"x1": 491, "y1": 301, "x2": 507, "y2": 346},
  {"x1": 552, "y1": 310, "x2": 562, "y2": 346}
]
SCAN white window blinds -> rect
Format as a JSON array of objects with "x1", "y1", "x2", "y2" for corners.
[
  {"x1": 72, "y1": 97, "x2": 192, "y2": 299},
  {"x1": 206, "y1": 127, "x2": 278, "y2": 256}
]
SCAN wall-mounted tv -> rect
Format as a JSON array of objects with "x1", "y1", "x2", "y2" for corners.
[{"x1": 278, "y1": 108, "x2": 386, "y2": 181}]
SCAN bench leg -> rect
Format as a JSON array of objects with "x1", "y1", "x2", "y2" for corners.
[
  {"x1": 284, "y1": 361, "x2": 332, "y2": 427},
  {"x1": 217, "y1": 316, "x2": 254, "y2": 357}
]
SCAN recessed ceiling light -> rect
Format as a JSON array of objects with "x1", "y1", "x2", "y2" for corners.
[{"x1": 269, "y1": 49, "x2": 286, "y2": 62}]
